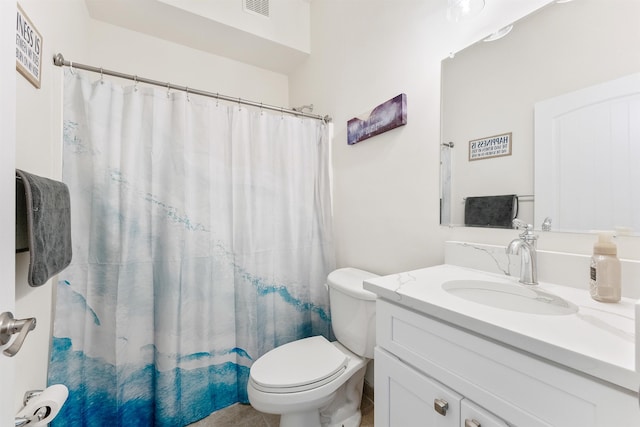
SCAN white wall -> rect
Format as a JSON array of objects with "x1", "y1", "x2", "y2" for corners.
[
  {"x1": 14, "y1": 0, "x2": 290, "y2": 412},
  {"x1": 289, "y1": 0, "x2": 552, "y2": 276},
  {"x1": 290, "y1": 0, "x2": 640, "y2": 276}
]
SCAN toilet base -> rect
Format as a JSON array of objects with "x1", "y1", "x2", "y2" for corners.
[
  {"x1": 278, "y1": 366, "x2": 365, "y2": 427},
  {"x1": 279, "y1": 410, "x2": 323, "y2": 427},
  {"x1": 325, "y1": 411, "x2": 361, "y2": 427},
  {"x1": 320, "y1": 365, "x2": 367, "y2": 427}
]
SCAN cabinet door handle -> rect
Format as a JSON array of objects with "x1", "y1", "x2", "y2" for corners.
[
  {"x1": 434, "y1": 398, "x2": 449, "y2": 416},
  {"x1": 465, "y1": 419, "x2": 482, "y2": 427}
]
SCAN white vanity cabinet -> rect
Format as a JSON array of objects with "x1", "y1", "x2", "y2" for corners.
[{"x1": 374, "y1": 299, "x2": 640, "y2": 427}]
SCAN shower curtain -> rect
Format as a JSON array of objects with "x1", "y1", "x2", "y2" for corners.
[{"x1": 49, "y1": 69, "x2": 335, "y2": 426}]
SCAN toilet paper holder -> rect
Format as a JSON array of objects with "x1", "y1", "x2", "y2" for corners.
[
  {"x1": 14, "y1": 384, "x2": 69, "y2": 427},
  {"x1": 15, "y1": 390, "x2": 47, "y2": 427}
]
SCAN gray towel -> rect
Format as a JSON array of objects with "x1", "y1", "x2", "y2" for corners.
[
  {"x1": 16, "y1": 169, "x2": 72, "y2": 287},
  {"x1": 464, "y1": 195, "x2": 518, "y2": 228}
]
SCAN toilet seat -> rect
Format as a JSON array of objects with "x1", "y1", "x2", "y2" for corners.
[{"x1": 249, "y1": 336, "x2": 349, "y2": 393}]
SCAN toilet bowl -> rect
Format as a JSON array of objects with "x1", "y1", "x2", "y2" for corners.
[{"x1": 247, "y1": 267, "x2": 378, "y2": 427}]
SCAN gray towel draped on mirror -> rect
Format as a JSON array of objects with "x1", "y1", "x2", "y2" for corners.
[{"x1": 464, "y1": 194, "x2": 518, "y2": 229}]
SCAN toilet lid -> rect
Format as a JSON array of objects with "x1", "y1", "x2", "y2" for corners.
[{"x1": 250, "y1": 336, "x2": 349, "y2": 393}]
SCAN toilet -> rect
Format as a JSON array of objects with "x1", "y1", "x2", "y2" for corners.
[{"x1": 247, "y1": 267, "x2": 379, "y2": 427}]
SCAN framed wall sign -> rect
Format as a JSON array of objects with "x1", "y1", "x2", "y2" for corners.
[
  {"x1": 468, "y1": 132, "x2": 512, "y2": 161},
  {"x1": 16, "y1": 4, "x2": 43, "y2": 89}
]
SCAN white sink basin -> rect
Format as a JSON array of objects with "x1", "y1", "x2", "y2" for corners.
[{"x1": 442, "y1": 280, "x2": 579, "y2": 315}]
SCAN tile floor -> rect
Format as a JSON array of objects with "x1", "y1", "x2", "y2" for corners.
[{"x1": 190, "y1": 385, "x2": 374, "y2": 427}]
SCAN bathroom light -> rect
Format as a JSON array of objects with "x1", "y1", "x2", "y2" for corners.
[
  {"x1": 483, "y1": 25, "x2": 513, "y2": 42},
  {"x1": 447, "y1": 0, "x2": 485, "y2": 22}
]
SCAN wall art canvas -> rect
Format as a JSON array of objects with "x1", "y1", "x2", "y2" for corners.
[{"x1": 347, "y1": 93, "x2": 407, "y2": 145}]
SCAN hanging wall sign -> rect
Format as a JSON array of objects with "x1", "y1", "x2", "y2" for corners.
[
  {"x1": 468, "y1": 132, "x2": 512, "y2": 161},
  {"x1": 347, "y1": 93, "x2": 407, "y2": 145},
  {"x1": 16, "y1": 4, "x2": 43, "y2": 89}
]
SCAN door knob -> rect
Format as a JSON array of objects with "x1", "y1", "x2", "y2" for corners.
[{"x1": 0, "y1": 312, "x2": 36, "y2": 357}]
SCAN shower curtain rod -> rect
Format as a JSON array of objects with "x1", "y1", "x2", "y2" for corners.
[{"x1": 53, "y1": 53, "x2": 332, "y2": 123}]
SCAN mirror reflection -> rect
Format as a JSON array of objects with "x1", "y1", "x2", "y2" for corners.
[{"x1": 440, "y1": 0, "x2": 640, "y2": 233}]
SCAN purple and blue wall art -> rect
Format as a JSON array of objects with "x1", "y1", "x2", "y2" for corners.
[{"x1": 347, "y1": 93, "x2": 407, "y2": 145}]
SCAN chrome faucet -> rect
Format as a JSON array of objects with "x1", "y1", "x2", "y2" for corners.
[{"x1": 506, "y1": 220, "x2": 538, "y2": 285}]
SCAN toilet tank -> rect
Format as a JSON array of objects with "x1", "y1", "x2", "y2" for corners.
[{"x1": 327, "y1": 268, "x2": 379, "y2": 358}]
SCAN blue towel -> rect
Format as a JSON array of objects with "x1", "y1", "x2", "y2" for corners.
[{"x1": 16, "y1": 169, "x2": 72, "y2": 287}]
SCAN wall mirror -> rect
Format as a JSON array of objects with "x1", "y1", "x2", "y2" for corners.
[{"x1": 440, "y1": 0, "x2": 640, "y2": 233}]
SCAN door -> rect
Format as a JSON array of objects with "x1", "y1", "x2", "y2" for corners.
[
  {"x1": 1, "y1": 0, "x2": 17, "y2": 425},
  {"x1": 376, "y1": 348, "x2": 462, "y2": 427},
  {"x1": 534, "y1": 73, "x2": 640, "y2": 232}
]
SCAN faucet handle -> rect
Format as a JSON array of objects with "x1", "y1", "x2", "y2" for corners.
[
  {"x1": 512, "y1": 219, "x2": 531, "y2": 230},
  {"x1": 512, "y1": 219, "x2": 537, "y2": 240}
]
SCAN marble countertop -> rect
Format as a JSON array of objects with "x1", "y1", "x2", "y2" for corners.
[{"x1": 364, "y1": 264, "x2": 639, "y2": 392}]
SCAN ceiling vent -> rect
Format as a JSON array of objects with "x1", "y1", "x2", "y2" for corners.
[{"x1": 243, "y1": 0, "x2": 270, "y2": 18}]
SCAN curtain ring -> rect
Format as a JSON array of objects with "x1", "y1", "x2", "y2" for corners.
[
  {"x1": 237, "y1": 97, "x2": 242, "y2": 111},
  {"x1": 166, "y1": 82, "x2": 171, "y2": 98},
  {"x1": 186, "y1": 86, "x2": 190, "y2": 102},
  {"x1": 133, "y1": 75, "x2": 138, "y2": 92},
  {"x1": 100, "y1": 67, "x2": 104, "y2": 84},
  {"x1": 281, "y1": 106, "x2": 284, "y2": 120},
  {"x1": 260, "y1": 102, "x2": 264, "y2": 116},
  {"x1": 216, "y1": 93, "x2": 219, "y2": 107}
]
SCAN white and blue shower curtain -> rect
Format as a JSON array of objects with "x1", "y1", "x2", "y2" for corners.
[{"x1": 49, "y1": 69, "x2": 335, "y2": 426}]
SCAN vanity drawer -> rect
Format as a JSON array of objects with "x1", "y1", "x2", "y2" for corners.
[{"x1": 376, "y1": 299, "x2": 638, "y2": 427}]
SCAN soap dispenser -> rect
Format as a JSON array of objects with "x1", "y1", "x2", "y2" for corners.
[{"x1": 589, "y1": 232, "x2": 621, "y2": 303}]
